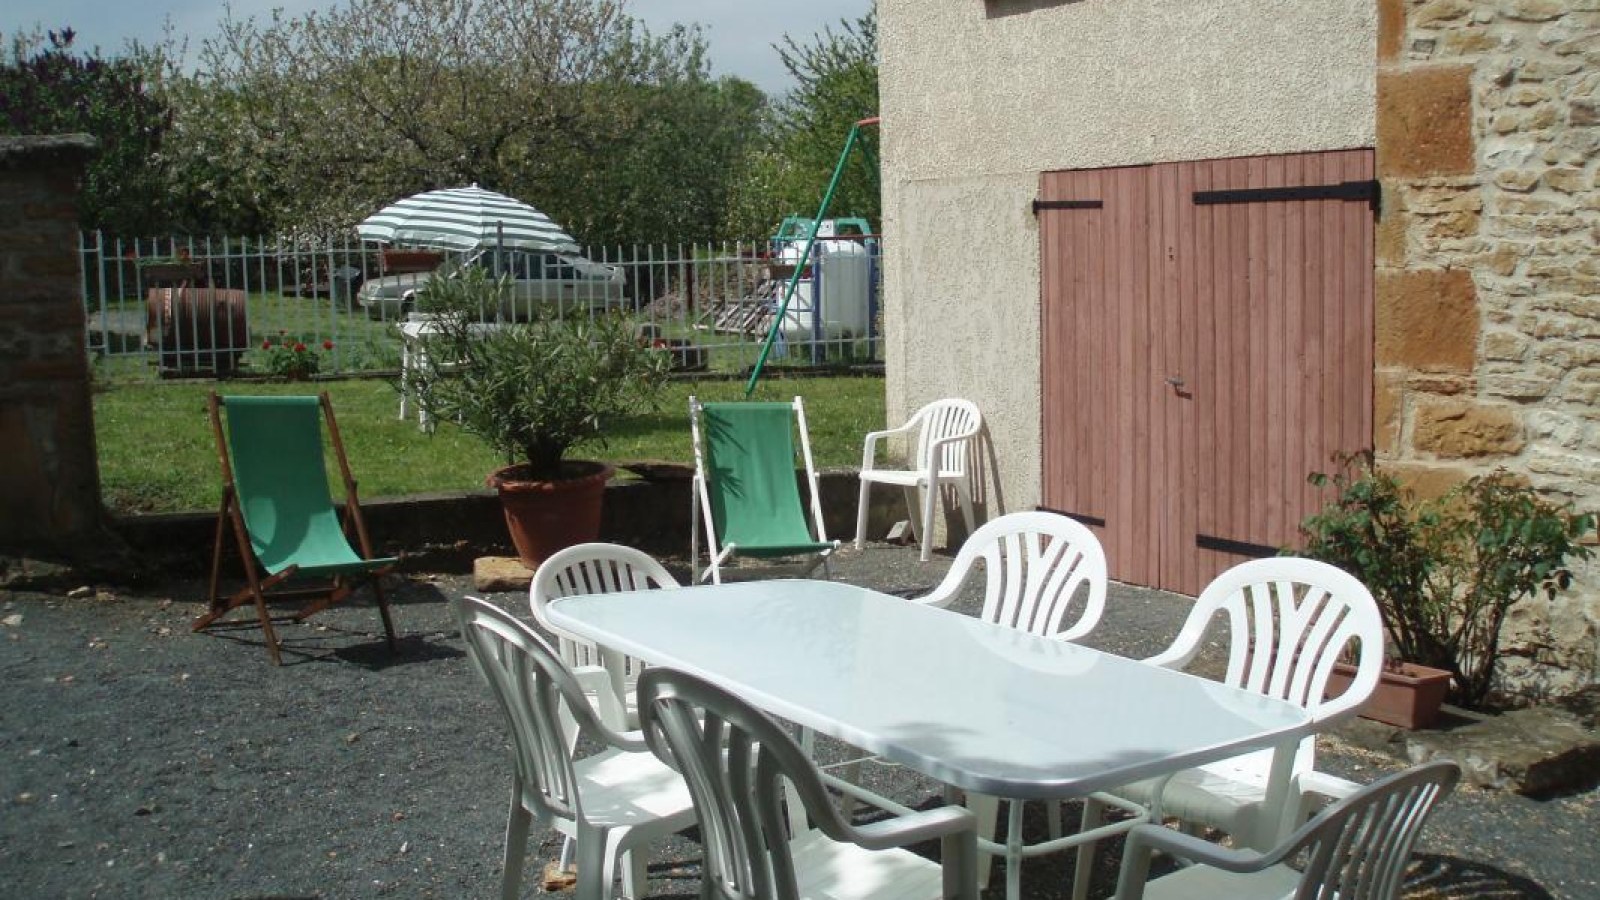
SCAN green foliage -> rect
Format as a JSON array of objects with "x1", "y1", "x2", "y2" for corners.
[
  {"x1": 162, "y1": 0, "x2": 761, "y2": 244},
  {"x1": 723, "y1": 11, "x2": 879, "y2": 236},
  {"x1": 1299, "y1": 454, "x2": 1595, "y2": 707},
  {"x1": 405, "y1": 269, "x2": 671, "y2": 479},
  {"x1": 252, "y1": 333, "x2": 333, "y2": 380},
  {"x1": 0, "y1": 27, "x2": 175, "y2": 234}
]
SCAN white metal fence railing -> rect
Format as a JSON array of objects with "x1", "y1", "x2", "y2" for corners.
[{"x1": 80, "y1": 231, "x2": 883, "y2": 381}]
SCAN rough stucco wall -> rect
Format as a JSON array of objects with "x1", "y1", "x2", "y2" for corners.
[
  {"x1": 884, "y1": 174, "x2": 1043, "y2": 514},
  {"x1": 879, "y1": 0, "x2": 1377, "y2": 517}
]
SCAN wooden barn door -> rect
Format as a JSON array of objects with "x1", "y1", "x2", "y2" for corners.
[{"x1": 1039, "y1": 149, "x2": 1375, "y2": 596}]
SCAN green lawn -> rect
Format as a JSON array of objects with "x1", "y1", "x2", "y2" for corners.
[{"x1": 94, "y1": 375, "x2": 886, "y2": 515}]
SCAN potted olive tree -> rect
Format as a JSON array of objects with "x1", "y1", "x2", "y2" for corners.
[
  {"x1": 404, "y1": 268, "x2": 670, "y2": 567},
  {"x1": 1299, "y1": 454, "x2": 1594, "y2": 724}
]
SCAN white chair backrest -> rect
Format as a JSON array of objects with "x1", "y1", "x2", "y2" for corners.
[
  {"x1": 911, "y1": 399, "x2": 983, "y2": 476},
  {"x1": 452, "y1": 596, "x2": 630, "y2": 827},
  {"x1": 1289, "y1": 762, "x2": 1459, "y2": 899},
  {"x1": 637, "y1": 668, "x2": 871, "y2": 900},
  {"x1": 918, "y1": 511, "x2": 1108, "y2": 641},
  {"x1": 530, "y1": 543, "x2": 679, "y2": 676},
  {"x1": 1150, "y1": 557, "x2": 1385, "y2": 723}
]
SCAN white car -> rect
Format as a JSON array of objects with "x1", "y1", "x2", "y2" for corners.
[{"x1": 357, "y1": 248, "x2": 627, "y2": 320}]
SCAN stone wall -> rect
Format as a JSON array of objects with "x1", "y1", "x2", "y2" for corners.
[
  {"x1": 0, "y1": 135, "x2": 103, "y2": 554},
  {"x1": 1376, "y1": 0, "x2": 1600, "y2": 694}
]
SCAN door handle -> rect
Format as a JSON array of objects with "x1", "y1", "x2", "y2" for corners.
[{"x1": 1165, "y1": 376, "x2": 1185, "y2": 388}]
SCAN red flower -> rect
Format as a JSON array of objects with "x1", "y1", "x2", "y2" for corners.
[
  {"x1": 261, "y1": 340, "x2": 272, "y2": 350},
  {"x1": 293, "y1": 342, "x2": 307, "y2": 352},
  {"x1": 321, "y1": 339, "x2": 334, "y2": 351}
]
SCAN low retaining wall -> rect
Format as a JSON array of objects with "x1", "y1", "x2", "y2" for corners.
[{"x1": 116, "y1": 469, "x2": 904, "y2": 575}]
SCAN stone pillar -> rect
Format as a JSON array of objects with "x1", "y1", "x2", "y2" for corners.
[
  {"x1": 0, "y1": 135, "x2": 102, "y2": 555},
  {"x1": 1374, "y1": 1, "x2": 1600, "y2": 694}
]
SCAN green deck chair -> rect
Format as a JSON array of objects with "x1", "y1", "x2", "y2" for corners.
[
  {"x1": 195, "y1": 393, "x2": 398, "y2": 664},
  {"x1": 689, "y1": 396, "x2": 839, "y2": 584}
]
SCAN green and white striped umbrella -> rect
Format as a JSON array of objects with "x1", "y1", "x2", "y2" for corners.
[{"x1": 357, "y1": 184, "x2": 579, "y2": 253}]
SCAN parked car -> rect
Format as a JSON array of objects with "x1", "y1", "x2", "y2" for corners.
[{"x1": 357, "y1": 248, "x2": 627, "y2": 320}]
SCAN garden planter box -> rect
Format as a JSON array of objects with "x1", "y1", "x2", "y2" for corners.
[
  {"x1": 382, "y1": 249, "x2": 444, "y2": 275},
  {"x1": 1327, "y1": 661, "x2": 1452, "y2": 729}
]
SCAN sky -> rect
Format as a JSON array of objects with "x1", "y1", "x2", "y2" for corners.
[{"x1": 3, "y1": 0, "x2": 871, "y2": 96}]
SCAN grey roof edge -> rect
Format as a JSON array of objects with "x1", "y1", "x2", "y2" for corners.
[{"x1": 0, "y1": 134, "x2": 100, "y2": 169}]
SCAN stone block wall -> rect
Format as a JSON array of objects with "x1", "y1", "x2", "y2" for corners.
[
  {"x1": 0, "y1": 135, "x2": 103, "y2": 554},
  {"x1": 1376, "y1": 0, "x2": 1600, "y2": 695}
]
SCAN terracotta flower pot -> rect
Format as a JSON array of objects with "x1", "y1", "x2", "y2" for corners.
[
  {"x1": 487, "y1": 460, "x2": 613, "y2": 568},
  {"x1": 1326, "y1": 660, "x2": 1453, "y2": 729}
]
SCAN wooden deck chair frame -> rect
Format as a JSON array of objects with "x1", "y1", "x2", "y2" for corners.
[
  {"x1": 194, "y1": 392, "x2": 398, "y2": 665},
  {"x1": 688, "y1": 395, "x2": 839, "y2": 584}
]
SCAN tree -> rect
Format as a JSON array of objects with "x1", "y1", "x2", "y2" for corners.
[
  {"x1": 167, "y1": 0, "x2": 756, "y2": 244},
  {"x1": 0, "y1": 27, "x2": 175, "y2": 235},
  {"x1": 723, "y1": 11, "x2": 879, "y2": 237}
]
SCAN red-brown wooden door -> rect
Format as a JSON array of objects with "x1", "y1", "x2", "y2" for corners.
[{"x1": 1039, "y1": 149, "x2": 1375, "y2": 596}]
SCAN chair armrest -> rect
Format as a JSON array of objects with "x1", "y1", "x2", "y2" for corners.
[
  {"x1": 1296, "y1": 770, "x2": 1359, "y2": 803},
  {"x1": 568, "y1": 665, "x2": 648, "y2": 752},
  {"x1": 848, "y1": 805, "x2": 975, "y2": 852},
  {"x1": 861, "y1": 424, "x2": 915, "y2": 471},
  {"x1": 1287, "y1": 769, "x2": 1360, "y2": 827},
  {"x1": 1122, "y1": 823, "x2": 1276, "y2": 874}
]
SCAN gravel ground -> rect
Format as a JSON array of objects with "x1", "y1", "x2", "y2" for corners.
[{"x1": 1, "y1": 544, "x2": 1595, "y2": 899}]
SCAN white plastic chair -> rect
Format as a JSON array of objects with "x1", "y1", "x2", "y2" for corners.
[
  {"x1": 855, "y1": 398, "x2": 984, "y2": 561},
  {"x1": 910, "y1": 510, "x2": 1110, "y2": 886},
  {"x1": 452, "y1": 596, "x2": 695, "y2": 900},
  {"x1": 914, "y1": 511, "x2": 1109, "y2": 640},
  {"x1": 530, "y1": 543, "x2": 679, "y2": 730},
  {"x1": 1112, "y1": 761, "x2": 1459, "y2": 900},
  {"x1": 636, "y1": 666, "x2": 980, "y2": 900},
  {"x1": 1073, "y1": 557, "x2": 1385, "y2": 900}
]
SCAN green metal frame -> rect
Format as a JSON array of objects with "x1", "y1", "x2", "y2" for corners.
[{"x1": 745, "y1": 116, "x2": 881, "y2": 396}]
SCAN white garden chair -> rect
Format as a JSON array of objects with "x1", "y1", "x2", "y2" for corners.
[
  {"x1": 1111, "y1": 761, "x2": 1459, "y2": 900},
  {"x1": 1072, "y1": 556, "x2": 1386, "y2": 900},
  {"x1": 855, "y1": 398, "x2": 984, "y2": 561},
  {"x1": 530, "y1": 542, "x2": 679, "y2": 731},
  {"x1": 636, "y1": 666, "x2": 980, "y2": 900},
  {"x1": 914, "y1": 510, "x2": 1109, "y2": 640},
  {"x1": 452, "y1": 596, "x2": 695, "y2": 900},
  {"x1": 909, "y1": 510, "x2": 1111, "y2": 884}
]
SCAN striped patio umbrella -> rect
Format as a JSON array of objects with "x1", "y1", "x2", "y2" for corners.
[{"x1": 357, "y1": 184, "x2": 579, "y2": 253}]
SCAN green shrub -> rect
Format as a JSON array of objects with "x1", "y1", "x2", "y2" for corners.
[
  {"x1": 1298, "y1": 454, "x2": 1594, "y2": 708},
  {"x1": 403, "y1": 269, "x2": 670, "y2": 480}
]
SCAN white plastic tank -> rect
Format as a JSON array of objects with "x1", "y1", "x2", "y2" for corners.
[{"x1": 775, "y1": 220, "x2": 873, "y2": 342}]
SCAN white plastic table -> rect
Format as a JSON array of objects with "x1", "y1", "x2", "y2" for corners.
[
  {"x1": 396, "y1": 315, "x2": 505, "y2": 429},
  {"x1": 547, "y1": 580, "x2": 1311, "y2": 899}
]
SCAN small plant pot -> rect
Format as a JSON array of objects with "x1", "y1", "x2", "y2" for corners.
[
  {"x1": 1327, "y1": 661, "x2": 1453, "y2": 729},
  {"x1": 487, "y1": 461, "x2": 614, "y2": 568}
]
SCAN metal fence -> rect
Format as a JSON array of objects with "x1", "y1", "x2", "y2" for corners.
[{"x1": 79, "y1": 231, "x2": 883, "y2": 382}]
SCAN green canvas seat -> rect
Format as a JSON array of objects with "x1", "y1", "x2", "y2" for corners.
[
  {"x1": 196, "y1": 393, "x2": 398, "y2": 664},
  {"x1": 689, "y1": 397, "x2": 839, "y2": 583}
]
